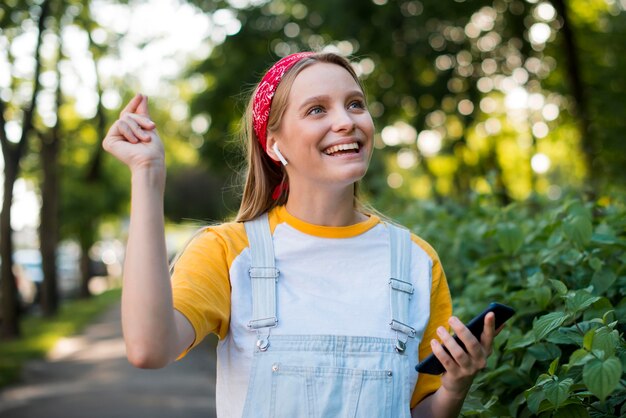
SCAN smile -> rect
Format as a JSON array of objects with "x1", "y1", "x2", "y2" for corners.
[{"x1": 323, "y1": 142, "x2": 360, "y2": 156}]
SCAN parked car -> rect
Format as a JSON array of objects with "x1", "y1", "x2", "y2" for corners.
[
  {"x1": 11, "y1": 249, "x2": 42, "y2": 305},
  {"x1": 0, "y1": 251, "x2": 39, "y2": 313},
  {"x1": 11, "y1": 247, "x2": 81, "y2": 304}
]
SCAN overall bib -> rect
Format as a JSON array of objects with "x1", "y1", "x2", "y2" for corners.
[{"x1": 241, "y1": 213, "x2": 420, "y2": 418}]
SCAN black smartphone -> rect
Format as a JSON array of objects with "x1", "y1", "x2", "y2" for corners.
[{"x1": 415, "y1": 302, "x2": 515, "y2": 375}]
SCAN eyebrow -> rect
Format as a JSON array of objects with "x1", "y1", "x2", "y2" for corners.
[{"x1": 297, "y1": 90, "x2": 365, "y2": 111}]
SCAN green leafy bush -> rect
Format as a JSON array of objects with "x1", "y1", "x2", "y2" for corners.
[{"x1": 397, "y1": 195, "x2": 626, "y2": 417}]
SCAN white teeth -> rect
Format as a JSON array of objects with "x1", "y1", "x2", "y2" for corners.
[{"x1": 324, "y1": 142, "x2": 359, "y2": 155}]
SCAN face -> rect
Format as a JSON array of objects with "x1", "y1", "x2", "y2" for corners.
[{"x1": 267, "y1": 62, "x2": 374, "y2": 192}]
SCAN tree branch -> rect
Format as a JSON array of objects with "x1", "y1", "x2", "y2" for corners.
[{"x1": 85, "y1": 26, "x2": 106, "y2": 182}]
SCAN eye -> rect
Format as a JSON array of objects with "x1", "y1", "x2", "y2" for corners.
[
  {"x1": 348, "y1": 100, "x2": 366, "y2": 110},
  {"x1": 306, "y1": 105, "x2": 325, "y2": 116}
]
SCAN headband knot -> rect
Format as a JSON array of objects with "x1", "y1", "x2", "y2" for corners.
[{"x1": 252, "y1": 52, "x2": 315, "y2": 150}]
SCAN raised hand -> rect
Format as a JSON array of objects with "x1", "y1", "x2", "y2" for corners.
[{"x1": 102, "y1": 94, "x2": 164, "y2": 173}]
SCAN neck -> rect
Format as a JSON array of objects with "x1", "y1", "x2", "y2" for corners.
[{"x1": 285, "y1": 183, "x2": 366, "y2": 227}]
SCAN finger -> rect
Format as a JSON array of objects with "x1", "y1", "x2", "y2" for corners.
[
  {"x1": 136, "y1": 94, "x2": 151, "y2": 117},
  {"x1": 127, "y1": 113, "x2": 156, "y2": 130},
  {"x1": 120, "y1": 93, "x2": 143, "y2": 117},
  {"x1": 117, "y1": 120, "x2": 142, "y2": 143},
  {"x1": 437, "y1": 325, "x2": 472, "y2": 369},
  {"x1": 430, "y1": 339, "x2": 457, "y2": 372},
  {"x1": 480, "y1": 312, "x2": 496, "y2": 353},
  {"x1": 120, "y1": 116, "x2": 152, "y2": 141},
  {"x1": 448, "y1": 317, "x2": 484, "y2": 358}
]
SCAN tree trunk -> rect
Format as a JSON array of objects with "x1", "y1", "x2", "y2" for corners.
[
  {"x1": 39, "y1": 20, "x2": 63, "y2": 316},
  {"x1": 0, "y1": 0, "x2": 51, "y2": 339},
  {"x1": 1, "y1": 159, "x2": 20, "y2": 339},
  {"x1": 552, "y1": 0, "x2": 596, "y2": 191},
  {"x1": 39, "y1": 133, "x2": 60, "y2": 316}
]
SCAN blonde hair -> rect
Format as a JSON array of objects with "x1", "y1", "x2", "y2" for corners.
[{"x1": 235, "y1": 53, "x2": 367, "y2": 222}]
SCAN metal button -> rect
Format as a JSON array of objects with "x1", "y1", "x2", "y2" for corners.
[
  {"x1": 272, "y1": 364, "x2": 279, "y2": 372},
  {"x1": 256, "y1": 339, "x2": 269, "y2": 351},
  {"x1": 387, "y1": 371, "x2": 393, "y2": 377},
  {"x1": 395, "y1": 340, "x2": 406, "y2": 353}
]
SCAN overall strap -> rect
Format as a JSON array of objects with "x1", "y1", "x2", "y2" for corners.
[
  {"x1": 244, "y1": 213, "x2": 279, "y2": 351},
  {"x1": 388, "y1": 223, "x2": 416, "y2": 353}
]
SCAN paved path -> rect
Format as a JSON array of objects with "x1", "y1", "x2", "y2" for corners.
[{"x1": 0, "y1": 303, "x2": 218, "y2": 418}]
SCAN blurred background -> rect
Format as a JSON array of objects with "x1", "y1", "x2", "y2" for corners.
[{"x1": 1, "y1": 0, "x2": 625, "y2": 416}]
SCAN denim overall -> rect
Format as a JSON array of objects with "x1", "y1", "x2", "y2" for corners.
[{"x1": 241, "y1": 214, "x2": 418, "y2": 418}]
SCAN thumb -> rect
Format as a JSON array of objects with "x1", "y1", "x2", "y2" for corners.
[{"x1": 136, "y1": 94, "x2": 151, "y2": 117}]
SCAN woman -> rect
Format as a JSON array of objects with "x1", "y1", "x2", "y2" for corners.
[{"x1": 102, "y1": 52, "x2": 498, "y2": 418}]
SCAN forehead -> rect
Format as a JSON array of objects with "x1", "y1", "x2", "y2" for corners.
[{"x1": 288, "y1": 62, "x2": 362, "y2": 101}]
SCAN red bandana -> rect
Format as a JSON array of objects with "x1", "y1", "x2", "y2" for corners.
[{"x1": 252, "y1": 52, "x2": 315, "y2": 150}]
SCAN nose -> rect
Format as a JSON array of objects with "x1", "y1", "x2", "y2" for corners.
[{"x1": 331, "y1": 108, "x2": 356, "y2": 133}]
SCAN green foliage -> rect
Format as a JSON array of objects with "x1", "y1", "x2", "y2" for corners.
[
  {"x1": 185, "y1": 0, "x2": 626, "y2": 204},
  {"x1": 395, "y1": 194, "x2": 625, "y2": 416}
]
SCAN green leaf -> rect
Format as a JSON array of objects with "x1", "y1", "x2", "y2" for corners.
[
  {"x1": 591, "y1": 328, "x2": 618, "y2": 358},
  {"x1": 533, "y1": 286, "x2": 552, "y2": 309},
  {"x1": 525, "y1": 388, "x2": 546, "y2": 414},
  {"x1": 533, "y1": 312, "x2": 568, "y2": 342},
  {"x1": 583, "y1": 357, "x2": 622, "y2": 401},
  {"x1": 552, "y1": 404, "x2": 590, "y2": 418},
  {"x1": 460, "y1": 392, "x2": 486, "y2": 413},
  {"x1": 528, "y1": 343, "x2": 562, "y2": 362},
  {"x1": 583, "y1": 329, "x2": 594, "y2": 351},
  {"x1": 549, "y1": 279, "x2": 568, "y2": 296},
  {"x1": 507, "y1": 331, "x2": 535, "y2": 349},
  {"x1": 536, "y1": 373, "x2": 552, "y2": 386},
  {"x1": 496, "y1": 222, "x2": 524, "y2": 254},
  {"x1": 602, "y1": 310, "x2": 615, "y2": 324},
  {"x1": 588, "y1": 257, "x2": 603, "y2": 271},
  {"x1": 547, "y1": 230, "x2": 563, "y2": 246},
  {"x1": 520, "y1": 351, "x2": 536, "y2": 372},
  {"x1": 544, "y1": 377, "x2": 573, "y2": 408},
  {"x1": 617, "y1": 297, "x2": 626, "y2": 323},
  {"x1": 567, "y1": 201, "x2": 592, "y2": 221},
  {"x1": 561, "y1": 249, "x2": 584, "y2": 266},
  {"x1": 565, "y1": 290, "x2": 601, "y2": 313},
  {"x1": 563, "y1": 214, "x2": 593, "y2": 247},
  {"x1": 568, "y1": 348, "x2": 593, "y2": 367},
  {"x1": 583, "y1": 298, "x2": 613, "y2": 322},
  {"x1": 548, "y1": 357, "x2": 560, "y2": 375},
  {"x1": 591, "y1": 268, "x2": 617, "y2": 295},
  {"x1": 527, "y1": 271, "x2": 545, "y2": 287},
  {"x1": 591, "y1": 222, "x2": 617, "y2": 245},
  {"x1": 546, "y1": 326, "x2": 583, "y2": 346}
]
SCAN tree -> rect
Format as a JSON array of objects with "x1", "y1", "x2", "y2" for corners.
[
  {"x1": 38, "y1": 0, "x2": 65, "y2": 316},
  {"x1": 0, "y1": 0, "x2": 50, "y2": 338},
  {"x1": 183, "y1": 0, "x2": 626, "y2": 207}
]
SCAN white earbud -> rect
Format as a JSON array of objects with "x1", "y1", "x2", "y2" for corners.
[{"x1": 272, "y1": 143, "x2": 288, "y2": 166}]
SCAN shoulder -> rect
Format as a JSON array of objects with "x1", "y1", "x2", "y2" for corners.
[
  {"x1": 409, "y1": 232, "x2": 442, "y2": 266},
  {"x1": 175, "y1": 220, "x2": 249, "y2": 269},
  {"x1": 191, "y1": 220, "x2": 247, "y2": 245},
  {"x1": 381, "y1": 218, "x2": 441, "y2": 265}
]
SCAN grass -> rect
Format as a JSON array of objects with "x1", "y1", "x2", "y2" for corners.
[{"x1": 0, "y1": 287, "x2": 122, "y2": 388}]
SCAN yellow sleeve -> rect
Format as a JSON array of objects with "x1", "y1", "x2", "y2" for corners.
[
  {"x1": 409, "y1": 235, "x2": 453, "y2": 407},
  {"x1": 171, "y1": 222, "x2": 247, "y2": 358}
]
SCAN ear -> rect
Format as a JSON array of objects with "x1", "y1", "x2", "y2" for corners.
[{"x1": 265, "y1": 134, "x2": 281, "y2": 164}]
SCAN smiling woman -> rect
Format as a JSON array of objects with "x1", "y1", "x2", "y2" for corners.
[{"x1": 102, "y1": 52, "x2": 500, "y2": 418}]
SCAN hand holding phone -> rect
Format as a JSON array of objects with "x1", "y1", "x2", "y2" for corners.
[{"x1": 415, "y1": 302, "x2": 515, "y2": 375}]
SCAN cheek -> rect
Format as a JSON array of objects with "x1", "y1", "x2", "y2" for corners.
[{"x1": 361, "y1": 117, "x2": 375, "y2": 140}]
